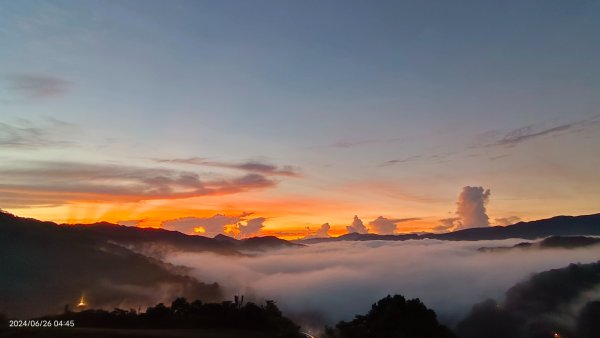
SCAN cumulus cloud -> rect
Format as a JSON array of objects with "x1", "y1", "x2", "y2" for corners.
[
  {"x1": 166, "y1": 239, "x2": 600, "y2": 328},
  {"x1": 369, "y1": 216, "x2": 399, "y2": 235},
  {"x1": 368, "y1": 216, "x2": 420, "y2": 235},
  {"x1": 443, "y1": 186, "x2": 491, "y2": 231},
  {"x1": 495, "y1": 216, "x2": 521, "y2": 226},
  {"x1": 304, "y1": 223, "x2": 331, "y2": 239},
  {"x1": 346, "y1": 215, "x2": 368, "y2": 234},
  {"x1": 153, "y1": 157, "x2": 300, "y2": 177},
  {"x1": 237, "y1": 217, "x2": 266, "y2": 238},
  {"x1": 162, "y1": 215, "x2": 241, "y2": 236},
  {"x1": 0, "y1": 161, "x2": 276, "y2": 207}
]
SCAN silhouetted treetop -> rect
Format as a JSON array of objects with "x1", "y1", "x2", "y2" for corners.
[{"x1": 324, "y1": 294, "x2": 456, "y2": 338}]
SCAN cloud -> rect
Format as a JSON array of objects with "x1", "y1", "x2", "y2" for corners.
[
  {"x1": 346, "y1": 215, "x2": 368, "y2": 234},
  {"x1": 153, "y1": 157, "x2": 300, "y2": 177},
  {"x1": 166, "y1": 239, "x2": 600, "y2": 328},
  {"x1": 0, "y1": 118, "x2": 76, "y2": 149},
  {"x1": 452, "y1": 186, "x2": 491, "y2": 230},
  {"x1": 378, "y1": 155, "x2": 421, "y2": 167},
  {"x1": 495, "y1": 124, "x2": 572, "y2": 147},
  {"x1": 433, "y1": 217, "x2": 461, "y2": 233},
  {"x1": 0, "y1": 161, "x2": 276, "y2": 207},
  {"x1": 328, "y1": 137, "x2": 405, "y2": 149},
  {"x1": 368, "y1": 216, "x2": 420, "y2": 235},
  {"x1": 481, "y1": 115, "x2": 600, "y2": 149},
  {"x1": 237, "y1": 217, "x2": 266, "y2": 238},
  {"x1": 162, "y1": 215, "x2": 241, "y2": 236},
  {"x1": 4, "y1": 74, "x2": 68, "y2": 99},
  {"x1": 304, "y1": 223, "x2": 331, "y2": 239},
  {"x1": 495, "y1": 216, "x2": 521, "y2": 226}
]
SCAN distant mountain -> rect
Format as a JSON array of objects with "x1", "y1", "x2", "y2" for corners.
[
  {"x1": 68, "y1": 222, "x2": 239, "y2": 257},
  {"x1": 432, "y1": 214, "x2": 600, "y2": 241},
  {"x1": 295, "y1": 214, "x2": 600, "y2": 244},
  {"x1": 297, "y1": 232, "x2": 420, "y2": 244},
  {"x1": 67, "y1": 222, "x2": 300, "y2": 257},
  {"x1": 214, "y1": 234, "x2": 302, "y2": 250},
  {"x1": 0, "y1": 211, "x2": 222, "y2": 318},
  {"x1": 0, "y1": 211, "x2": 301, "y2": 319}
]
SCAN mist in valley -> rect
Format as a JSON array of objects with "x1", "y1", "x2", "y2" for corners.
[{"x1": 166, "y1": 239, "x2": 600, "y2": 328}]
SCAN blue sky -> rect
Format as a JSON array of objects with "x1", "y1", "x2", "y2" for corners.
[{"x1": 1, "y1": 0, "x2": 599, "y2": 236}]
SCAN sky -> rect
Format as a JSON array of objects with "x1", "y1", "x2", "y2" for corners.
[{"x1": 1, "y1": 0, "x2": 599, "y2": 238}]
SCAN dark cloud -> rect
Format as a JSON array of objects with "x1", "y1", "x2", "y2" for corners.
[
  {"x1": 153, "y1": 157, "x2": 300, "y2": 177},
  {"x1": 0, "y1": 161, "x2": 276, "y2": 207},
  {"x1": 4, "y1": 74, "x2": 68, "y2": 99}
]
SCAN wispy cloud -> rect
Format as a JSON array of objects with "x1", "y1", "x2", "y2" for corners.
[
  {"x1": 0, "y1": 118, "x2": 76, "y2": 149},
  {"x1": 153, "y1": 157, "x2": 300, "y2": 177},
  {"x1": 493, "y1": 124, "x2": 573, "y2": 147},
  {"x1": 0, "y1": 161, "x2": 277, "y2": 207},
  {"x1": 3, "y1": 74, "x2": 68, "y2": 99},
  {"x1": 325, "y1": 137, "x2": 406, "y2": 149},
  {"x1": 378, "y1": 155, "x2": 421, "y2": 167},
  {"x1": 484, "y1": 115, "x2": 600, "y2": 148}
]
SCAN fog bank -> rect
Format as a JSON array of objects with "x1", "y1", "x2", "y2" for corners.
[{"x1": 166, "y1": 239, "x2": 600, "y2": 326}]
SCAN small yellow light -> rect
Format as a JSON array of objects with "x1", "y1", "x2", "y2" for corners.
[{"x1": 77, "y1": 296, "x2": 86, "y2": 308}]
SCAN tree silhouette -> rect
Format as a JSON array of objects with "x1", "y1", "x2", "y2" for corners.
[
  {"x1": 34, "y1": 297, "x2": 302, "y2": 337},
  {"x1": 576, "y1": 301, "x2": 600, "y2": 338},
  {"x1": 324, "y1": 294, "x2": 456, "y2": 338}
]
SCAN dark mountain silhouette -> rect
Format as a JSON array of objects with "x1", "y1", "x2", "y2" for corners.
[
  {"x1": 0, "y1": 211, "x2": 222, "y2": 318},
  {"x1": 323, "y1": 294, "x2": 456, "y2": 338},
  {"x1": 296, "y1": 213, "x2": 600, "y2": 244},
  {"x1": 240, "y1": 236, "x2": 302, "y2": 250},
  {"x1": 69, "y1": 222, "x2": 300, "y2": 258},
  {"x1": 456, "y1": 261, "x2": 600, "y2": 338},
  {"x1": 478, "y1": 235, "x2": 600, "y2": 252},
  {"x1": 297, "y1": 233, "x2": 420, "y2": 244}
]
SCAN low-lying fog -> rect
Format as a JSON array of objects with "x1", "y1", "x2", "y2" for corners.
[{"x1": 166, "y1": 239, "x2": 600, "y2": 328}]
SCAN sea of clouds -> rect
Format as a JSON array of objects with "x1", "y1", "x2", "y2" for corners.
[{"x1": 165, "y1": 239, "x2": 600, "y2": 330}]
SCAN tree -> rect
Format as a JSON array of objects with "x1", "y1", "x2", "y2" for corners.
[{"x1": 325, "y1": 294, "x2": 456, "y2": 338}]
